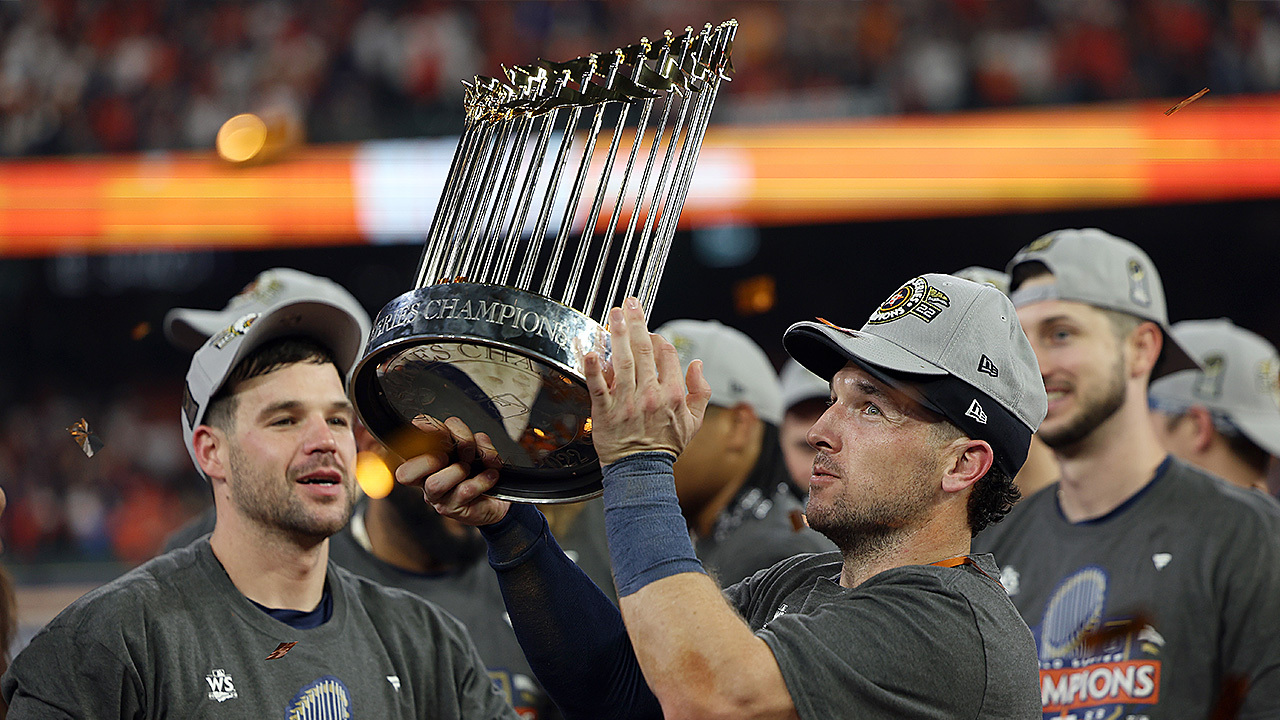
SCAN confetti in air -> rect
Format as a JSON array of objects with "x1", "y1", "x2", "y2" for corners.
[
  {"x1": 67, "y1": 418, "x2": 105, "y2": 457},
  {"x1": 1165, "y1": 88, "x2": 1209, "y2": 115}
]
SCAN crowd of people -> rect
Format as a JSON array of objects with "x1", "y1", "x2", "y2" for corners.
[
  {"x1": 0, "y1": 381, "x2": 201, "y2": 568},
  {"x1": 5, "y1": 0, "x2": 1280, "y2": 156}
]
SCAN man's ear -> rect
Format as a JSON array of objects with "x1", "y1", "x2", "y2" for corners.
[
  {"x1": 723, "y1": 403, "x2": 761, "y2": 451},
  {"x1": 193, "y1": 425, "x2": 229, "y2": 482},
  {"x1": 1126, "y1": 322, "x2": 1164, "y2": 379},
  {"x1": 941, "y1": 439, "x2": 995, "y2": 494},
  {"x1": 1185, "y1": 405, "x2": 1217, "y2": 453}
]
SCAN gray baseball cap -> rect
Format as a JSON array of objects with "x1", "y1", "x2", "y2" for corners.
[
  {"x1": 780, "y1": 358, "x2": 831, "y2": 412},
  {"x1": 1149, "y1": 318, "x2": 1280, "y2": 457},
  {"x1": 656, "y1": 319, "x2": 784, "y2": 425},
  {"x1": 953, "y1": 266, "x2": 1011, "y2": 295},
  {"x1": 1006, "y1": 228, "x2": 1197, "y2": 378},
  {"x1": 181, "y1": 299, "x2": 367, "y2": 478},
  {"x1": 783, "y1": 273, "x2": 1048, "y2": 476},
  {"x1": 165, "y1": 268, "x2": 371, "y2": 352}
]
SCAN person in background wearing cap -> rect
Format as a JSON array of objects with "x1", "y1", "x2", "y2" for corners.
[
  {"x1": 2, "y1": 294, "x2": 520, "y2": 718},
  {"x1": 953, "y1": 266, "x2": 1059, "y2": 498},
  {"x1": 403, "y1": 275, "x2": 1045, "y2": 719},
  {"x1": 1149, "y1": 318, "x2": 1280, "y2": 494},
  {"x1": 158, "y1": 267, "x2": 574, "y2": 717},
  {"x1": 973, "y1": 229, "x2": 1280, "y2": 718},
  {"x1": 777, "y1": 359, "x2": 830, "y2": 494},
  {"x1": 653, "y1": 320, "x2": 833, "y2": 587}
]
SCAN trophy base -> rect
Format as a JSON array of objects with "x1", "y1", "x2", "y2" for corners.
[{"x1": 350, "y1": 283, "x2": 610, "y2": 503}]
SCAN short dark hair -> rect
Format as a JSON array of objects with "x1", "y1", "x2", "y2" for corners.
[
  {"x1": 966, "y1": 463, "x2": 1020, "y2": 536},
  {"x1": 931, "y1": 420, "x2": 1021, "y2": 535},
  {"x1": 203, "y1": 336, "x2": 337, "y2": 431}
]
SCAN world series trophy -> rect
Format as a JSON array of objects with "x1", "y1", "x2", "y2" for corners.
[{"x1": 350, "y1": 21, "x2": 738, "y2": 503}]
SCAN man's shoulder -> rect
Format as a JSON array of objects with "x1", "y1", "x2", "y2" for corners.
[
  {"x1": 1161, "y1": 459, "x2": 1280, "y2": 523},
  {"x1": 329, "y1": 561, "x2": 469, "y2": 627},
  {"x1": 39, "y1": 543, "x2": 207, "y2": 636}
]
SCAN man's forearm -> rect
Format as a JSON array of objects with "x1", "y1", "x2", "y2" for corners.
[
  {"x1": 480, "y1": 503, "x2": 661, "y2": 720},
  {"x1": 602, "y1": 455, "x2": 796, "y2": 720}
]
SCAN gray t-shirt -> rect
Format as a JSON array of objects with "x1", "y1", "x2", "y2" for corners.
[
  {"x1": 2, "y1": 540, "x2": 519, "y2": 719},
  {"x1": 724, "y1": 551, "x2": 1040, "y2": 719},
  {"x1": 327, "y1": 518, "x2": 556, "y2": 719},
  {"x1": 973, "y1": 457, "x2": 1280, "y2": 719}
]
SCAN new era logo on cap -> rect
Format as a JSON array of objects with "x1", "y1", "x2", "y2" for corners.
[
  {"x1": 966, "y1": 399, "x2": 988, "y2": 425},
  {"x1": 978, "y1": 355, "x2": 999, "y2": 378}
]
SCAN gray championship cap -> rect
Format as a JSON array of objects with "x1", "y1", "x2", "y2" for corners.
[
  {"x1": 1005, "y1": 228, "x2": 1197, "y2": 378},
  {"x1": 783, "y1": 274, "x2": 1048, "y2": 476},
  {"x1": 181, "y1": 299, "x2": 367, "y2": 478},
  {"x1": 165, "y1": 267, "x2": 371, "y2": 352},
  {"x1": 952, "y1": 266, "x2": 1011, "y2": 295},
  {"x1": 1149, "y1": 318, "x2": 1280, "y2": 457},
  {"x1": 656, "y1": 319, "x2": 784, "y2": 425},
  {"x1": 780, "y1": 358, "x2": 831, "y2": 412}
]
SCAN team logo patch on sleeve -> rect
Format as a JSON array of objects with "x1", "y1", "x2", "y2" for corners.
[{"x1": 868, "y1": 277, "x2": 950, "y2": 325}]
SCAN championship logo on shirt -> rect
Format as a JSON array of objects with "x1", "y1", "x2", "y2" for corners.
[
  {"x1": 205, "y1": 668, "x2": 238, "y2": 703},
  {"x1": 286, "y1": 675, "x2": 352, "y2": 720},
  {"x1": 1035, "y1": 567, "x2": 1163, "y2": 719},
  {"x1": 867, "y1": 277, "x2": 950, "y2": 325}
]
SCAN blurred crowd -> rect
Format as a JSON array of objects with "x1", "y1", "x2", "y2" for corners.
[
  {"x1": 0, "y1": 381, "x2": 202, "y2": 569},
  {"x1": 4, "y1": 0, "x2": 1280, "y2": 156}
]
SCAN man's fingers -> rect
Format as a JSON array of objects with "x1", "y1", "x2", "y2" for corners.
[
  {"x1": 474, "y1": 432, "x2": 503, "y2": 471},
  {"x1": 395, "y1": 451, "x2": 450, "y2": 487},
  {"x1": 624, "y1": 297, "x2": 657, "y2": 390},
  {"x1": 685, "y1": 358, "x2": 713, "y2": 425},
  {"x1": 653, "y1": 334, "x2": 685, "y2": 388},
  {"x1": 607, "y1": 307, "x2": 636, "y2": 395},
  {"x1": 443, "y1": 416, "x2": 477, "y2": 466},
  {"x1": 584, "y1": 351, "x2": 611, "y2": 404}
]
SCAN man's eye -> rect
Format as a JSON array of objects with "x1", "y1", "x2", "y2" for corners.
[
  {"x1": 272, "y1": 417, "x2": 295, "y2": 426},
  {"x1": 863, "y1": 403, "x2": 882, "y2": 416},
  {"x1": 329, "y1": 417, "x2": 350, "y2": 427}
]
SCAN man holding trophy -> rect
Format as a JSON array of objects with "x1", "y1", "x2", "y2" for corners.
[{"x1": 403, "y1": 277, "x2": 1046, "y2": 719}]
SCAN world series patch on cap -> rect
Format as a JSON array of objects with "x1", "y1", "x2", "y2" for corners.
[{"x1": 782, "y1": 273, "x2": 1048, "y2": 477}]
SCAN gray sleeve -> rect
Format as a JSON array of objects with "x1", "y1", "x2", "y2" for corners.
[
  {"x1": 754, "y1": 577, "x2": 987, "y2": 720},
  {"x1": 1217, "y1": 506, "x2": 1280, "y2": 718},
  {"x1": 431, "y1": 607, "x2": 523, "y2": 720},
  {"x1": 3, "y1": 626, "x2": 144, "y2": 719}
]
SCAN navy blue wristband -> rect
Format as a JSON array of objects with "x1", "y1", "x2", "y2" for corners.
[{"x1": 603, "y1": 452, "x2": 705, "y2": 597}]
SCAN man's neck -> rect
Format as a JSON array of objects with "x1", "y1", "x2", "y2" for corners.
[
  {"x1": 1197, "y1": 440, "x2": 1269, "y2": 492},
  {"x1": 838, "y1": 520, "x2": 971, "y2": 589},
  {"x1": 209, "y1": 513, "x2": 329, "y2": 611},
  {"x1": 1053, "y1": 400, "x2": 1167, "y2": 522}
]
